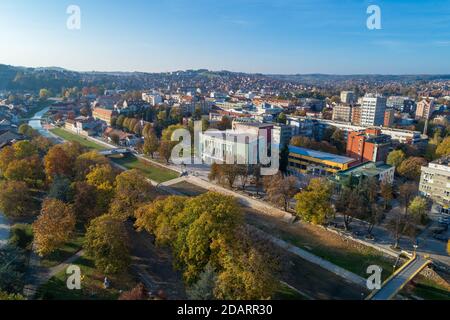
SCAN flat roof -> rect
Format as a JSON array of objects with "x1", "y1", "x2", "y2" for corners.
[
  {"x1": 289, "y1": 146, "x2": 356, "y2": 164},
  {"x1": 338, "y1": 162, "x2": 393, "y2": 177}
]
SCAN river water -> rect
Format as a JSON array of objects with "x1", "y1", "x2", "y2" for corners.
[{"x1": 0, "y1": 107, "x2": 50, "y2": 247}]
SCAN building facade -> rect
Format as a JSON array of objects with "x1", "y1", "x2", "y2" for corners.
[
  {"x1": 346, "y1": 128, "x2": 392, "y2": 164},
  {"x1": 415, "y1": 98, "x2": 435, "y2": 120},
  {"x1": 419, "y1": 156, "x2": 450, "y2": 208},
  {"x1": 288, "y1": 145, "x2": 358, "y2": 177},
  {"x1": 360, "y1": 94, "x2": 387, "y2": 126},
  {"x1": 332, "y1": 104, "x2": 352, "y2": 122},
  {"x1": 384, "y1": 109, "x2": 395, "y2": 127},
  {"x1": 340, "y1": 91, "x2": 356, "y2": 105}
]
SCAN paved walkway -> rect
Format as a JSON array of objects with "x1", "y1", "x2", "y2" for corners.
[
  {"x1": 250, "y1": 226, "x2": 367, "y2": 288},
  {"x1": 369, "y1": 254, "x2": 431, "y2": 300},
  {"x1": 23, "y1": 248, "x2": 85, "y2": 299}
]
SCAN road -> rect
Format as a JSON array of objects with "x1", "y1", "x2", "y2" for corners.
[{"x1": 370, "y1": 255, "x2": 431, "y2": 300}]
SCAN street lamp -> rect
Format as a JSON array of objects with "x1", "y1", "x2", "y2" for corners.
[{"x1": 413, "y1": 244, "x2": 418, "y2": 255}]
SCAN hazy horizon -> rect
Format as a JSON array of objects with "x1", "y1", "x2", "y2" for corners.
[{"x1": 2, "y1": 0, "x2": 450, "y2": 74}]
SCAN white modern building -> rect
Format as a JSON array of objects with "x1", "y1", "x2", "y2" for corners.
[{"x1": 361, "y1": 94, "x2": 387, "y2": 126}]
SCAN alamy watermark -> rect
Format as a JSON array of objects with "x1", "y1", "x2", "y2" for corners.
[
  {"x1": 366, "y1": 265, "x2": 382, "y2": 290},
  {"x1": 66, "y1": 5, "x2": 81, "y2": 30},
  {"x1": 367, "y1": 5, "x2": 382, "y2": 30},
  {"x1": 66, "y1": 265, "x2": 82, "y2": 290}
]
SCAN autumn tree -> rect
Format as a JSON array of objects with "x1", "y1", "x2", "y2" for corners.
[
  {"x1": 335, "y1": 187, "x2": 365, "y2": 230},
  {"x1": 0, "y1": 180, "x2": 38, "y2": 219},
  {"x1": 135, "y1": 196, "x2": 186, "y2": 246},
  {"x1": 397, "y1": 157, "x2": 428, "y2": 181},
  {"x1": 109, "y1": 170, "x2": 155, "y2": 220},
  {"x1": 220, "y1": 164, "x2": 240, "y2": 189},
  {"x1": 74, "y1": 151, "x2": 108, "y2": 181},
  {"x1": 172, "y1": 192, "x2": 242, "y2": 283},
  {"x1": 214, "y1": 227, "x2": 280, "y2": 300},
  {"x1": 380, "y1": 180, "x2": 394, "y2": 210},
  {"x1": 386, "y1": 149, "x2": 406, "y2": 172},
  {"x1": 159, "y1": 140, "x2": 175, "y2": 164},
  {"x1": 86, "y1": 164, "x2": 116, "y2": 213},
  {"x1": 84, "y1": 214, "x2": 130, "y2": 274},
  {"x1": 18, "y1": 124, "x2": 37, "y2": 138},
  {"x1": 32, "y1": 198, "x2": 76, "y2": 256},
  {"x1": 388, "y1": 182, "x2": 419, "y2": 248},
  {"x1": 295, "y1": 178, "x2": 333, "y2": 225},
  {"x1": 143, "y1": 131, "x2": 159, "y2": 158},
  {"x1": 263, "y1": 173, "x2": 298, "y2": 211},
  {"x1": 409, "y1": 196, "x2": 429, "y2": 225},
  {"x1": 70, "y1": 181, "x2": 100, "y2": 223},
  {"x1": 436, "y1": 136, "x2": 450, "y2": 157},
  {"x1": 208, "y1": 163, "x2": 223, "y2": 184},
  {"x1": 44, "y1": 145, "x2": 73, "y2": 180}
]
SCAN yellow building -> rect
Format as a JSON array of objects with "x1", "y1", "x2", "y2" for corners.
[{"x1": 288, "y1": 146, "x2": 358, "y2": 177}]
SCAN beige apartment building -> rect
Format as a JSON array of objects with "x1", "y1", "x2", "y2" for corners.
[
  {"x1": 419, "y1": 156, "x2": 450, "y2": 208},
  {"x1": 332, "y1": 104, "x2": 352, "y2": 122},
  {"x1": 415, "y1": 98, "x2": 435, "y2": 120}
]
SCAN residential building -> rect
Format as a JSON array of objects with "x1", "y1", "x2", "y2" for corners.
[
  {"x1": 360, "y1": 94, "x2": 387, "y2": 126},
  {"x1": 142, "y1": 92, "x2": 163, "y2": 106},
  {"x1": 419, "y1": 156, "x2": 450, "y2": 208},
  {"x1": 272, "y1": 124, "x2": 292, "y2": 147},
  {"x1": 387, "y1": 96, "x2": 415, "y2": 113},
  {"x1": 64, "y1": 117, "x2": 102, "y2": 136},
  {"x1": 346, "y1": 128, "x2": 392, "y2": 164},
  {"x1": 0, "y1": 130, "x2": 24, "y2": 149},
  {"x1": 384, "y1": 109, "x2": 395, "y2": 127},
  {"x1": 331, "y1": 162, "x2": 395, "y2": 187},
  {"x1": 415, "y1": 98, "x2": 435, "y2": 120},
  {"x1": 288, "y1": 145, "x2": 358, "y2": 177},
  {"x1": 340, "y1": 91, "x2": 356, "y2": 105},
  {"x1": 92, "y1": 107, "x2": 116, "y2": 126},
  {"x1": 332, "y1": 104, "x2": 352, "y2": 122},
  {"x1": 351, "y1": 106, "x2": 362, "y2": 125}
]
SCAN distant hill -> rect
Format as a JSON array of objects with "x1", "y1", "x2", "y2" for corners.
[{"x1": 1, "y1": 63, "x2": 450, "y2": 93}]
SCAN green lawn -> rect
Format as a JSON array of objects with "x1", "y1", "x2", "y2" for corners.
[
  {"x1": 40, "y1": 232, "x2": 85, "y2": 269},
  {"x1": 274, "y1": 283, "x2": 308, "y2": 300},
  {"x1": 50, "y1": 128, "x2": 106, "y2": 150},
  {"x1": 111, "y1": 154, "x2": 179, "y2": 183},
  {"x1": 246, "y1": 212, "x2": 396, "y2": 281},
  {"x1": 37, "y1": 255, "x2": 136, "y2": 300},
  {"x1": 406, "y1": 276, "x2": 450, "y2": 300}
]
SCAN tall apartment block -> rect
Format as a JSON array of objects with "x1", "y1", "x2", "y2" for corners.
[
  {"x1": 415, "y1": 98, "x2": 435, "y2": 120},
  {"x1": 360, "y1": 94, "x2": 387, "y2": 126},
  {"x1": 419, "y1": 156, "x2": 450, "y2": 208},
  {"x1": 384, "y1": 109, "x2": 395, "y2": 127},
  {"x1": 340, "y1": 91, "x2": 356, "y2": 105}
]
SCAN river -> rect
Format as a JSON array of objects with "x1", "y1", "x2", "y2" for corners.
[{"x1": 0, "y1": 107, "x2": 50, "y2": 247}]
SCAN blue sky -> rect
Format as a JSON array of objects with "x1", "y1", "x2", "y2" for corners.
[{"x1": 1, "y1": 0, "x2": 450, "y2": 74}]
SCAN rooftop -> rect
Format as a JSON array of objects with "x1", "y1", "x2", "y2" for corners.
[
  {"x1": 336, "y1": 162, "x2": 393, "y2": 178},
  {"x1": 289, "y1": 146, "x2": 356, "y2": 164}
]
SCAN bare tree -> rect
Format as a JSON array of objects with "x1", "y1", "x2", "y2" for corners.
[{"x1": 263, "y1": 173, "x2": 298, "y2": 211}]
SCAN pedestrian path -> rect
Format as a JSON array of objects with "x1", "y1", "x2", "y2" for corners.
[{"x1": 367, "y1": 254, "x2": 431, "y2": 300}]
